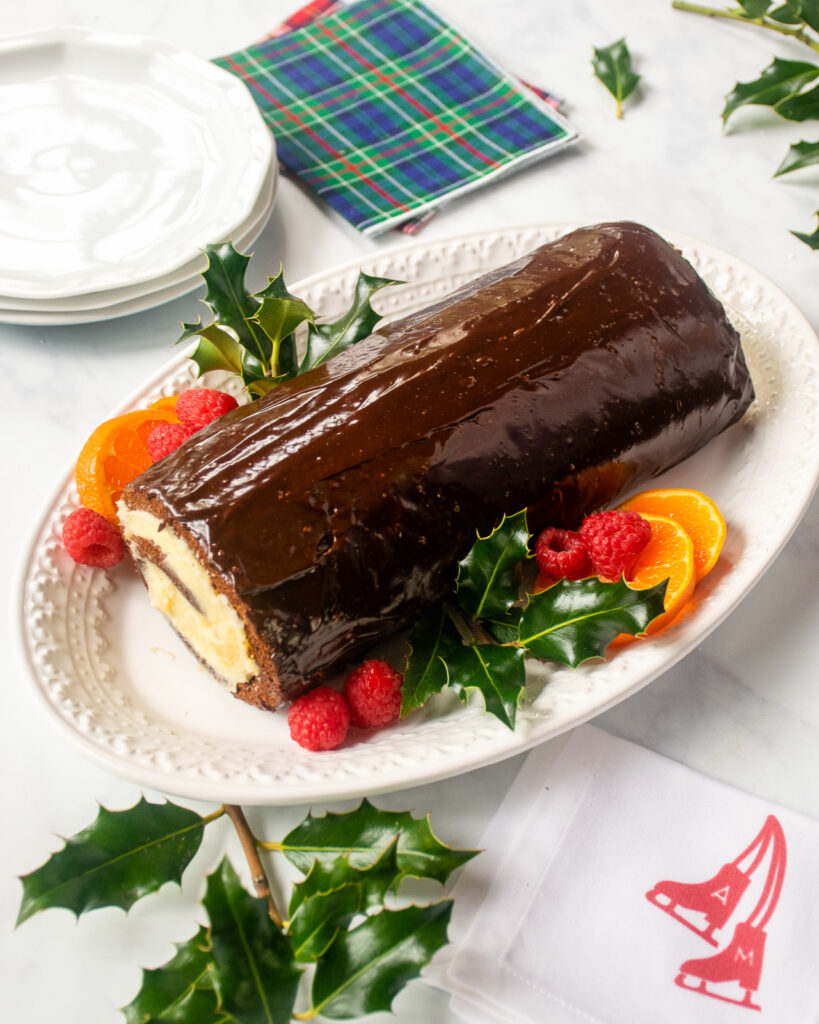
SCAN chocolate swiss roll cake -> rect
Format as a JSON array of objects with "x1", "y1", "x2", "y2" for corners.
[{"x1": 119, "y1": 222, "x2": 754, "y2": 710}]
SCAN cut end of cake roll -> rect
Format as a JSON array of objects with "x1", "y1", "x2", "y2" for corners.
[{"x1": 118, "y1": 498, "x2": 288, "y2": 710}]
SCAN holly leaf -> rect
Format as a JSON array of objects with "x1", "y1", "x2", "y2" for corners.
[
  {"x1": 792, "y1": 211, "x2": 819, "y2": 247},
  {"x1": 177, "y1": 321, "x2": 244, "y2": 379},
  {"x1": 518, "y1": 576, "x2": 668, "y2": 667},
  {"x1": 278, "y1": 799, "x2": 477, "y2": 884},
  {"x1": 199, "y1": 243, "x2": 270, "y2": 366},
  {"x1": 442, "y1": 643, "x2": 526, "y2": 731},
  {"x1": 401, "y1": 604, "x2": 465, "y2": 716},
  {"x1": 287, "y1": 842, "x2": 402, "y2": 962},
  {"x1": 299, "y1": 271, "x2": 400, "y2": 373},
  {"x1": 768, "y1": 2, "x2": 803, "y2": 23},
  {"x1": 203, "y1": 858, "x2": 301, "y2": 1024},
  {"x1": 774, "y1": 139, "x2": 819, "y2": 175},
  {"x1": 288, "y1": 883, "x2": 361, "y2": 963},
  {"x1": 592, "y1": 38, "x2": 641, "y2": 118},
  {"x1": 253, "y1": 270, "x2": 315, "y2": 379},
  {"x1": 456, "y1": 510, "x2": 529, "y2": 631},
  {"x1": 722, "y1": 58, "x2": 819, "y2": 124},
  {"x1": 122, "y1": 926, "x2": 220, "y2": 1024},
  {"x1": 772, "y1": 83, "x2": 819, "y2": 121},
  {"x1": 246, "y1": 377, "x2": 284, "y2": 398},
  {"x1": 308, "y1": 901, "x2": 452, "y2": 1020},
  {"x1": 17, "y1": 798, "x2": 207, "y2": 925},
  {"x1": 738, "y1": 0, "x2": 773, "y2": 15},
  {"x1": 787, "y1": 0, "x2": 819, "y2": 29},
  {"x1": 289, "y1": 839, "x2": 401, "y2": 919}
]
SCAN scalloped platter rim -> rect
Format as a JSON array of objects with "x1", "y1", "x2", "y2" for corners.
[{"x1": 16, "y1": 223, "x2": 819, "y2": 805}]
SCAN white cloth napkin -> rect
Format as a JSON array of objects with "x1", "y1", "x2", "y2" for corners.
[{"x1": 427, "y1": 725, "x2": 819, "y2": 1024}]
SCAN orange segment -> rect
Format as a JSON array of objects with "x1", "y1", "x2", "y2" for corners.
[
  {"x1": 149, "y1": 395, "x2": 180, "y2": 413},
  {"x1": 611, "y1": 513, "x2": 696, "y2": 645},
  {"x1": 618, "y1": 488, "x2": 726, "y2": 581},
  {"x1": 75, "y1": 408, "x2": 180, "y2": 523}
]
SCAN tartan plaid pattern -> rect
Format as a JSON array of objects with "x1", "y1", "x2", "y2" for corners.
[{"x1": 216, "y1": 0, "x2": 577, "y2": 235}]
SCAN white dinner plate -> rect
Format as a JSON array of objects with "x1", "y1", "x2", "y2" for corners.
[
  {"x1": 0, "y1": 27, "x2": 273, "y2": 300},
  {"x1": 0, "y1": 158, "x2": 278, "y2": 317},
  {"x1": 17, "y1": 225, "x2": 819, "y2": 804},
  {"x1": 0, "y1": 162, "x2": 278, "y2": 325}
]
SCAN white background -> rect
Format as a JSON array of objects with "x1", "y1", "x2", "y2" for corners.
[{"x1": 2, "y1": 1, "x2": 818, "y2": 1022}]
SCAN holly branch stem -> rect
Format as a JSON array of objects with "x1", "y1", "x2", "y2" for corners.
[
  {"x1": 672, "y1": 1, "x2": 819, "y2": 53},
  {"x1": 224, "y1": 805, "x2": 283, "y2": 927}
]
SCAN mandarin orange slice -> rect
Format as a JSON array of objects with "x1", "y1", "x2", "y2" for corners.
[
  {"x1": 611, "y1": 513, "x2": 696, "y2": 645},
  {"x1": 149, "y1": 395, "x2": 180, "y2": 413},
  {"x1": 618, "y1": 488, "x2": 726, "y2": 581},
  {"x1": 75, "y1": 408, "x2": 180, "y2": 523}
]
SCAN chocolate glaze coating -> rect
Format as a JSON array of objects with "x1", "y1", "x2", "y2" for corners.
[{"x1": 124, "y1": 222, "x2": 754, "y2": 708}]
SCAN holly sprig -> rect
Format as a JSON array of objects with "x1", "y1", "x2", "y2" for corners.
[
  {"x1": 17, "y1": 798, "x2": 476, "y2": 1024},
  {"x1": 673, "y1": 0, "x2": 819, "y2": 247},
  {"x1": 178, "y1": 242, "x2": 401, "y2": 396},
  {"x1": 592, "y1": 38, "x2": 642, "y2": 117},
  {"x1": 400, "y1": 511, "x2": 668, "y2": 731}
]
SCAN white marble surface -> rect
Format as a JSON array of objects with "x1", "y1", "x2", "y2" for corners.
[{"x1": 2, "y1": 1, "x2": 818, "y2": 1022}]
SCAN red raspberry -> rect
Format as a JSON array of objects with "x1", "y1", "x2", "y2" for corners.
[
  {"x1": 147, "y1": 422, "x2": 192, "y2": 462},
  {"x1": 175, "y1": 388, "x2": 238, "y2": 432},
  {"x1": 579, "y1": 510, "x2": 652, "y2": 580},
  {"x1": 344, "y1": 659, "x2": 403, "y2": 728},
  {"x1": 62, "y1": 508, "x2": 124, "y2": 568},
  {"x1": 534, "y1": 528, "x2": 592, "y2": 581},
  {"x1": 288, "y1": 686, "x2": 350, "y2": 751}
]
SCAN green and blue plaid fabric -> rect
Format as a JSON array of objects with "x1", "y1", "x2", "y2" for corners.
[{"x1": 216, "y1": 0, "x2": 578, "y2": 235}]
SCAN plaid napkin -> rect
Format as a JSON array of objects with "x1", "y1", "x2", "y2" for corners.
[{"x1": 215, "y1": 0, "x2": 578, "y2": 236}]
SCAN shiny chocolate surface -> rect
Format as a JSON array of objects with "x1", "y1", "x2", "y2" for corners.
[{"x1": 126, "y1": 223, "x2": 754, "y2": 692}]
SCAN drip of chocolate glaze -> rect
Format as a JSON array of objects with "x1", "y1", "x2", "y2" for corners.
[{"x1": 125, "y1": 222, "x2": 754, "y2": 701}]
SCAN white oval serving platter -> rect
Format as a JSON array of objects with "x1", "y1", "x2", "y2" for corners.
[{"x1": 17, "y1": 224, "x2": 819, "y2": 804}]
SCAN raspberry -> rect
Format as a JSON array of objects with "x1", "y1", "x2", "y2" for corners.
[
  {"x1": 147, "y1": 422, "x2": 192, "y2": 461},
  {"x1": 288, "y1": 686, "x2": 350, "y2": 751},
  {"x1": 62, "y1": 508, "x2": 125, "y2": 568},
  {"x1": 344, "y1": 659, "x2": 403, "y2": 728},
  {"x1": 579, "y1": 510, "x2": 652, "y2": 580},
  {"x1": 175, "y1": 388, "x2": 238, "y2": 432},
  {"x1": 534, "y1": 528, "x2": 592, "y2": 581}
]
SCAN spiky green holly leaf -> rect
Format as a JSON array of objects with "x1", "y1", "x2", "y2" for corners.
[
  {"x1": 299, "y1": 271, "x2": 401, "y2": 373},
  {"x1": 17, "y1": 798, "x2": 207, "y2": 925},
  {"x1": 738, "y1": 0, "x2": 773, "y2": 15},
  {"x1": 121, "y1": 926, "x2": 220, "y2": 1024},
  {"x1": 518, "y1": 576, "x2": 668, "y2": 667},
  {"x1": 288, "y1": 884, "x2": 361, "y2": 963},
  {"x1": 289, "y1": 839, "x2": 401, "y2": 920},
  {"x1": 177, "y1": 321, "x2": 244, "y2": 379},
  {"x1": 456, "y1": 510, "x2": 529, "y2": 632},
  {"x1": 309, "y1": 901, "x2": 452, "y2": 1020},
  {"x1": 774, "y1": 139, "x2": 819, "y2": 175},
  {"x1": 592, "y1": 38, "x2": 641, "y2": 117},
  {"x1": 722, "y1": 58, "x2": 819, "y2": 124},
  {"x1": 772, "y1": 84, "x2": 819, "y2": 121},
  {"x1": 199, "y1": 243, "x2": 270, "y2": 366},
  {"x1": 286, "y1": 842, "x2": 403, "y2": 962},
  {"x1": 792, "y1": 211, "x2": 819, "y2": 248},
  {"x1": 252, "y1": 270, "x2": 315, "y2": 379},
  {"x1": 246, "y1": 377, "x2": 284, "y2": 398},
  {"x1": 442, "y1": 643, "x2": 526, "y2": 731},
  {"x1": 768, "y1": 2, "x2": 803, "y2": 23},
  {"x1": 279, "y1": 799, "x2": 477, "y2": 884},
  {"x1": 203, "y1": 858, "x2": 301, "y2": 1024},
  {"x1": 401, "y1": 604, "x2": 465, "y2": 716},
  {"x1": 787, "y1": 0, "x2": 819, "y2": 29}
]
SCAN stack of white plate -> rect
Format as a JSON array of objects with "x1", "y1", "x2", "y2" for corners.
[{"x1": 0, "y1": 27, "x2": 277, "y2": 326}]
